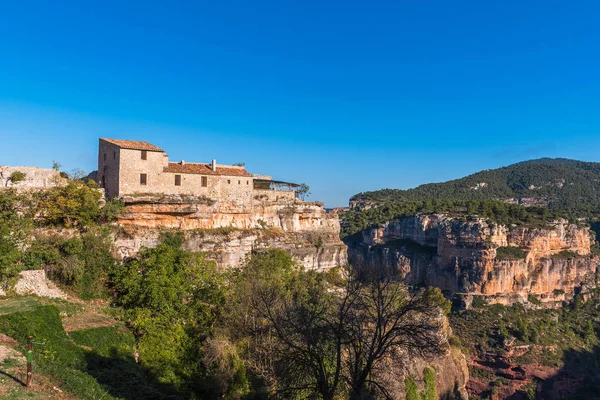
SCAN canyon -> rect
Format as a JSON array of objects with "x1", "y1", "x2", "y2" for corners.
[{"x1": 347, "y1": 214, "x2": 599, "y2": 306}]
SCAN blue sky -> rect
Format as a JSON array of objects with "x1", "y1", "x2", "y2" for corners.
[{"x1": 1, "y1": 1, "x2": 599, "y2": 207}]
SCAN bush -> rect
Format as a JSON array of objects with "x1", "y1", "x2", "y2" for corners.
[
  {"x1": 496, "y1": 246, "x2": 528, "y2": 260},
  {"x1": 422, "y1": 367, "x2": 437, "y2": 400},
  {"x1": 99, "y1": 198, "x2": 124, "y2": 223},
  {"x1": 109, "y1": 236, "x2": 225, "y2": 393},
  {"x1": 552, "y1": 250, "x2": 580, "y2": 259},
  {"x1": 38, "y1": 180, "x2": 102, "y2": 227},
  {"x1": 405, "y1": 376, "x2": 418, "y2": 400},
  {"x1": 0, "y1": 221, "x2": 23, "y2": 289},
  {"x1": 39, "y1": 230, "x2": 116, "y2": 299},
  {"x1": 472, "y1": 296, "x2": 488, "y2": 309}
]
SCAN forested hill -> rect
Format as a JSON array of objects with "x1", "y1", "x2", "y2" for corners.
[{"x1": 351, "y1": 158, "x2": 600, "y2": 212}]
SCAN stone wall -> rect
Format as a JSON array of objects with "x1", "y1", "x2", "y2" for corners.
[
  {"x1": 97, "y1": 139, "x2": 122, "y2": 197},
  {"x1": 0, "y1": 166, "x2": 63, "y2": 189}
]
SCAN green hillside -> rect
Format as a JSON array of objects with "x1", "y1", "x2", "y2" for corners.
[{"x1": 351, "y1": 158, "x2": 600, "y2": 212}]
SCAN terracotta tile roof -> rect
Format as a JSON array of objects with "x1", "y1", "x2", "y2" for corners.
[
  {"x1": 100, "y1": 138, "x2": 164, "y2": 152},
  {"x1": 164, "y1": 162, "x2": 253, "y2": 177}
]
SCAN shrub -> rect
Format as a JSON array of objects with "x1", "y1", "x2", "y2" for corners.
[
  {"x1": 528, "y1": 294, "x2": 542, "y2": 306},
  {"x1": 405, "y1": 376, "x2": 418, "y2": 400},
  {"x1": 472, "y1": 296, "x2": 488, "y2": 309},
  {"x1": 552, "y1": 250, "x2": 580, "y2": 259},
  {"x1": 8, "y1": 171, "x2": 26, "y2": 185},
  {"x1": 99, "y1": 198, "x2": 124, "y2": 223},
  {"x1": 496, "y1": 246, "x2": 528, "y2": 260},
  {"x1": 38, "y1": 180, "x2": 101, "y2": 227},
  {"x1": 422, "y1": 367, "x2": 437, "y2": 400}
]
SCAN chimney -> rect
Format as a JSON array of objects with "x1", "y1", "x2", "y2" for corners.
[
  {"x1": 211, "y1": 159, "x2": 217, "y2": 171},
  {"x1": 180, "y1": 160, "x2": 185, "y2": 165}
]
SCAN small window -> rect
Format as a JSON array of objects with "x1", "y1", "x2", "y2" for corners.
[
  {"x1": 175, "y1": 175, "x2": 181, "y2": 186},
  {"x1": 103, "y1": 153, "x2": 106, "y2": 161},
  {"x1": 101, "y1": 175, "x2": 105, "y2": 188},
  {"x1": 247, "y1": 180, "x2": 249, "y2": 185},
  {"x1": 140, "y1": 173, "x2": 147, "y2": 185},
  {"x1": 238, "y1": 180, "x2": 241, "y2": 184},
  {"x1": 141, "y1": 150, "x2": 147, "y2": 160},
  {"x1": 201, "y1": 176, "x2": 208, "y2": 187},
  {"x1": 227, "y1": 179, "x2": 231, "y2": 184},
  {"x1": 113, "y1": 151, "x2": 116, "y2": 159}
]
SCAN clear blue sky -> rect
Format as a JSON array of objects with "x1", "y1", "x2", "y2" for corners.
[{"x1": 1, "y1": 1, "x2": 599, "y2": 207}]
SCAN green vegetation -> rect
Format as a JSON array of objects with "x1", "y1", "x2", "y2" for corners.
[
  {"x1": 0, "y1": 175, "x2": 120, "y2": 296},
  {"x1": 450, "y1": 293, "x2": 600, "y2": 368},
  {"x1": 109, "y1": 232, "x2": 229, "y2": 397},
  {"x1": 351, "y1": 158, "x2": 600, "y2": 214},
  {"x1": 496, "y1": 246, "x2": 528, "y2": 260},
  {"x1": 403, "y1": 368, "x2": 437, "y2": 400},
  {"x1": 405, "y1": 376, "x2": 418, "y2": 400},
  {"x1": 341, "y1": 198, "x2": 574, "y2": 238},
  {"x1": 551, "y1": 250, "x2": 581, "y2": 259},
  {"x1": 0, "y1": 305, "x2": 176, "y2": 399},
  {"x1": 5, "y1": 170, "x2": 26, "y2": 186},
  {"x1": 39, "y1": 180, "x2": 102, "y2": 227}
]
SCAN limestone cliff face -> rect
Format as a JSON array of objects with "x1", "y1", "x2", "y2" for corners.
[
  {"x1": 114, "y1": 194, "x2": 347, "y2": 271},
  {"x1": 348, "y1": 215, "x2": 598, "y2": 304}
]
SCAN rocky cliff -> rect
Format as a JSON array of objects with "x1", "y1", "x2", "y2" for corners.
[
  {"x1": 348, "y1": 215, "x2": 599, "y2": 305},
  {"x1": 114, "y1": 193, "x2": 347, "y2": 271}
]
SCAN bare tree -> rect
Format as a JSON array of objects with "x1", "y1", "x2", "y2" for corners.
[
  {"x1": 344, "y1": 277, "x2": 447, "y2": 399},
  {"x1": 228, "y1": 254, "x2": 449, "y2": 399}
]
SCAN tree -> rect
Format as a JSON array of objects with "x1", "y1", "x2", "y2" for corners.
[
  {"x1": 226, "y1": 253, "x2": 448, "y2": 399},
  {"x1": 4, "y1": 171, "x2": 26, "y2": 187},
  {"x1": 109, "y1": 233, "x2": 228, "y2": 394},
  {"x1": 343, "y1": 273, "x2": 447, "y2": 399},
  {"x1": 39, "y1": 180, "x2": 101, "y2": 227},
  {"x1": 296, "y1": 183, "x2": 311, "y2": 201}
]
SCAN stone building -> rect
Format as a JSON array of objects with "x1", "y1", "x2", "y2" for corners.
[{"x1": 97, "y1": 138, "x2": 298, "y2": 204}]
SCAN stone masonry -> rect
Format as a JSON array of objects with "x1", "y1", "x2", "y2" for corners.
[{"x1": 97, "y1": 138, "x2": 297, "y2": 205}]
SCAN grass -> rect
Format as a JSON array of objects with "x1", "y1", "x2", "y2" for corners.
[
  {"x1": 0, "y1": 305, "x2": 179, "y2": 400},
  {"x1": 0, "y1": 296, "x2": 84, "y2": 317}
]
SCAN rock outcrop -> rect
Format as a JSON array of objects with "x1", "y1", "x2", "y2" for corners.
[
  {"x1": 0, "y1": 270, "x2": 67, "y2": 299},
  {"x1": 348, "y1": 215, "x2": 599, "y2": 305},
  {"x1": 0, "y1": 166, "x2": 63, "y2": 189},
  {"x1": 114, "y1": 193, "x2": 347, "y2": 270}
]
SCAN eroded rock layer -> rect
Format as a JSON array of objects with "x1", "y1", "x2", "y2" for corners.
[
  {"x1": 348, "y1": 215, "x2": 599, "y2": 305},
  {"x1": 115, "y1": 194, "x2": 347, "y2": 270}
]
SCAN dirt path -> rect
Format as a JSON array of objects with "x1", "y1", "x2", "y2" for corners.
[{"x1": 62, "y1": 311, "x2": 118, "y2": 333}]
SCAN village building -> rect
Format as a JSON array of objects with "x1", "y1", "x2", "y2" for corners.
[{"x1": 97, "y1": 138, "x2": 299, "y2": 204}]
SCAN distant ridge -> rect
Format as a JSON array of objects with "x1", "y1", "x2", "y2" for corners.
[{"x1": 350, "y1": 158, "x2": 600, "y2": 211}]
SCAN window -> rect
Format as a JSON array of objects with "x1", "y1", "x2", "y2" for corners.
[
  {"x1": 113, "y1": 151, "x2": 116, "y2": 159},
  {"x1": 140, "y1": 173, "x2": 147, "y2": 185},
  {"x1": 101, "y1": 175, "x2": 105, "y2": 188},
  {"x1": 175, "y1": 175, "x2": 181, "y2": 186},
  {"x1": 201, "y1": 176, "x2": 208, "y2": 187},
  {"x1": 103, "y1": 153, "x2": 106, "y2": 161},
  {"x1": 141, "y1": 150, "x2": 147, "y2": 160},
  {"x1": 227, "y1": 179, "x2": 231, "y2": 184},
  {"x1": 247, "y1": 180, "x2": 249, "y2": 185},
  {"x1": 238, "y1": 180, "x2": 241, "y2": 184}
]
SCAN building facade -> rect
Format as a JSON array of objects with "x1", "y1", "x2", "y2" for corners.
[{"x1": 97, "y1": 138, "x2": 297, "y2": 204}]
